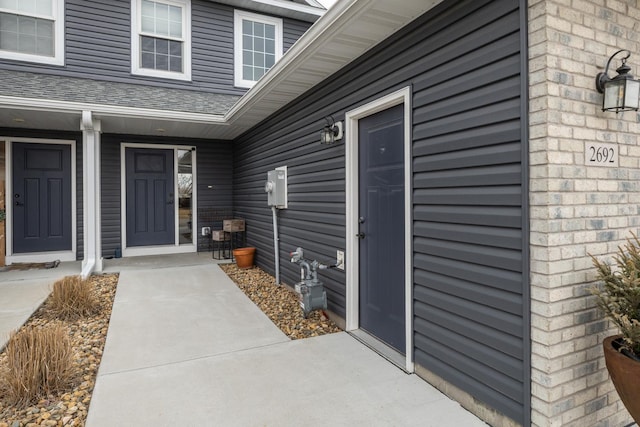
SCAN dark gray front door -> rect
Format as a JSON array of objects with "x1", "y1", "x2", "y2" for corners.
[
  {"x1": 125, "y1": 148, "x2": 175, "y2": 247},
  {"x1": 358, "y1": 104, "x2": 405, "y2": 353},
  {"x1": 12, "y1": 142, "x2": 72, "y2": 253}
]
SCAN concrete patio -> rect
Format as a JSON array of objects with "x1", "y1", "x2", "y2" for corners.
[
  {"x1": 0, "y1": 254, "x2": 487, "y2": 426},
  {"x1": 86, "y1": 260, "x2": 486, "y2": 426}
]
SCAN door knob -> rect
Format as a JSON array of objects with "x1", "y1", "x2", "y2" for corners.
[
  {"x1": 15, "y1": 201, "x2": 24, "y2": 206},
  {"x1": 356, "y1": 232, "x2": 365, "y2": 239}
]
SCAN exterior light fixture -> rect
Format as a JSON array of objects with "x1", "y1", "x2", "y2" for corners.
[
  {"x1": 320, "y1": 116, "x2": 343, "y2": 144},
  {"x1": 595, "y1": 49, "x2": 640, "y2": 113}
]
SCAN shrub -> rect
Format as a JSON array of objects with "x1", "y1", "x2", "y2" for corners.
[
  {"x1": 591, "y1": 233, "x2": 640, "y2": 357},
  {"x1": 50, "y1": 275, "x2": 99, "y2": 320},
  {"x1": 0, "y1": 324, "x2": 76, "y2": 405}
]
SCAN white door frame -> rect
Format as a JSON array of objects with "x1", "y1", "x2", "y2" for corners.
[
  {"x1": 120, "y1": 142, "x2": 197, "y2": 257},
  {"x1": 4, "y1": 137, "x2": 77, "y2": 263},
  {"x1": 345, "y1": 86, "x2": 413, "y2": 372}
]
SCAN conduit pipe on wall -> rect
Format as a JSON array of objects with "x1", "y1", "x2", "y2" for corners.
[{"x1": 272, "y1": 205, "x2": 280, "y2": 285}]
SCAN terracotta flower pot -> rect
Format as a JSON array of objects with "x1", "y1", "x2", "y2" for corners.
[
  {"x1": 233, "y1": 247, "x2": 256, "y2": 269},
  {"x1": 603, "y1": 335, "x2": 640, "y2": 424}
]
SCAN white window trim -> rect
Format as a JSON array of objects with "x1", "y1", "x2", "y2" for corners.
[
  {"x1": 234, "y1": 9, "x2": 283, "y2": 89},
  {"x1": 0, "y1": 0, "x2": 65, "y2": 65},
  {"x1": 131, "y1": 0, "x2": 192, "y2": 81}
]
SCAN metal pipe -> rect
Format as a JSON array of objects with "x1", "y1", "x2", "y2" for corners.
[{"x1": 272, "y1": 205, "x2": 280, "y2": 285}]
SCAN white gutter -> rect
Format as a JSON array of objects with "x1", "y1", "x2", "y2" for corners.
[
  {"x1": 80, "y1": 111, "x2": 101, "y2": 278},
  {"x1": 0, "y1": 95, "x2": 227, "y2": 124}
]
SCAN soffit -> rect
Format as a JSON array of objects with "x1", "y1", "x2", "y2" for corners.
[{"x1": 221, "y1": 0, "x2": 445, "y2": 139}]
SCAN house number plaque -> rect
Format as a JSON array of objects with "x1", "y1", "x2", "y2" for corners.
[{"x1": 585, "y1": 142, "x2": 618, "y2": 167}]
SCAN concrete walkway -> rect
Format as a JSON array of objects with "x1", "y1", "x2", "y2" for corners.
[
  {"x1": 86, "y1": 262, "x2": 487, "y2": 427},
  {"x1": 0, "y1": 261, "x2": 82, "y2": 350},
  {"x1": 0, "y1": 253, "x2": 218, "y2": 351}
]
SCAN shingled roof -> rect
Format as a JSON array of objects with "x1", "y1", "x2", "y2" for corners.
[{"x1": 0, "y1": 70, "x2": 240, "y2": 116}]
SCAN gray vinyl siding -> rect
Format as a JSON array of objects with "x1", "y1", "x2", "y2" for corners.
[
  {"x1": 232, "y1": 0, "x2": 528, "y2": 424},
  {"x1": 100, "y1": 134, "x2": 233, "y2": 256},
  {"x1": 100, "y1": 137, "x2": 121, "y2": 258},
  {"x1": 0, "y1": 128, "x2": 84, "y2": 260},
  {"x1": 0, "y1": 0, "x2": 311, "y2": 95}
]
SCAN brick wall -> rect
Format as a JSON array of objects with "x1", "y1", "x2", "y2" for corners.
[{"x1": 529, "y1": 1, "x2": 640, "y2": 426}]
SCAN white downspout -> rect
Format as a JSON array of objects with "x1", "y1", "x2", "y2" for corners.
[
  {"x1": 272, "y1": 205, "x2": 280, "y2": 285},
  {"x1": 81, "y1": 111, "x2": 101, "y2": 279}
]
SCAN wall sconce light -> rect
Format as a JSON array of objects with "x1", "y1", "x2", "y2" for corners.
[
  {"x1": 595, "y1": 49, "x2": 640, "y2": 113},
  {"x1": 320, "y1": 116, "x2": 343, "y2": 144}
]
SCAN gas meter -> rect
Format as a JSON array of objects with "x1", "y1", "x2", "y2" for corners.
[{"x1": 290, "y1": 247, "x2": 338, "y2": 317}]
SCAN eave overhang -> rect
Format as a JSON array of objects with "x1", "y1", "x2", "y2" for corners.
[{"x1": 0, "y1": 0, "x2": 443, "y2": 140}]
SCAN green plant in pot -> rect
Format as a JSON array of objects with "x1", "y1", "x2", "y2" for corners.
[{"x1": 591, "y1": 233, "x2": 640, "y2": 424}]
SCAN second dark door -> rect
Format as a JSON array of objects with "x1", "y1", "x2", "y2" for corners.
[{"x1": 126, "y1": 148, "x2": 175, "y2": 247}]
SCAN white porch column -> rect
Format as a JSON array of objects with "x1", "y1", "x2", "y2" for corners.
[{"x1": 81, "y1": 111, "x2": 102, "y2": 277}]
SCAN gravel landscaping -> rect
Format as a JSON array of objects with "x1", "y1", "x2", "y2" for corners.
[
  {"x1": 220, "y1": 264, "x2": 342, "y2": 339},
  {"x1": 0, "y1": 263, "x2": 340, "y2": 426},
  {"x1": 0, "y1": 274, "x2": 118, "y2": 427}
]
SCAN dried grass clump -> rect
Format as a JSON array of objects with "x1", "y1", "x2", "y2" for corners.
[
  {"x1": 0, "y1": 324, "x2": 76, "y2": 405},
  {"x1": 50, "y1": 275, "x2": 99, "y2": 320}
]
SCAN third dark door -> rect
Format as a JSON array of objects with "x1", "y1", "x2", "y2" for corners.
[{"x1": 358, "y1": 104, "x2": 406, "y2": 353}]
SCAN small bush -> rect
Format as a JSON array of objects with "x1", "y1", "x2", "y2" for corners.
[
  {"x1": 50, "y1": 275, "x2": 99, "y2": 320},
  {"x1": 591, "y1": 233, "x2": 640, "y2": 357},
  {"x1": 0, "y1": 324, "x2": 76, "y2": 405}
]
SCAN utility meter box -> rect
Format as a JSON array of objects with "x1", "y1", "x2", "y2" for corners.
[{"x1": 265, "y1": 166, "x2": 287, "y2": 208}]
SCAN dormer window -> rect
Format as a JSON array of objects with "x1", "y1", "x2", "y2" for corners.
[
  {"x1": 0, "y1": 0, "x2": 64, "y2": 65},
  {"x1": 131, "y1": 0, "x2": 191, "y2": 80},
  {"x1": 234, "y1": 10, "x2": 282, "y2": 88}
]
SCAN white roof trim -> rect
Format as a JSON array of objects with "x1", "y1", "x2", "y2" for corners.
[
  {"x1": 212, "y1": 0, "x2": 324, "y2": 22},
  {"x1": 223, "y1": 0, "x2": 444, "y2": 138},
  {"x1": 225, "y1": 0, "x2": 363, "y2": 120},
  {"x1": 0, "y1": 95, "x2": 226, "y2": 124}
]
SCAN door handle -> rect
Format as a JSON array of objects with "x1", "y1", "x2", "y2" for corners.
[
  {"x1": 167, "y1": 199, "x2": 174, "y2": 205},
  {"x1": 356, "y1": 232, "x2": 365, "y2": 239},
  {"x1": 15, "y1": 201, "x2": 23, "y2": 206}
]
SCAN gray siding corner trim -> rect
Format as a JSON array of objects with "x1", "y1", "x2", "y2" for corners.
[
  {"x1": 518, "y1": 1, "x2": 531, "y2": 426},
  {"x1": 232, "y1": 0, "x2": 529, "y2": 424}
]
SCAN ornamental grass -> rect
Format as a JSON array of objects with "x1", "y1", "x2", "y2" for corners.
[
  {"x1": 0, "y1": 324, "x2": 76, "y2": 405},
  {"x1": 50, "y1": 275, "x2": 100, "y2": 320}
]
